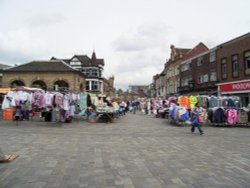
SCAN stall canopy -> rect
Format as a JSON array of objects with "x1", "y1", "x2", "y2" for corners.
[
  {"x1": 12, "y1": 86, "x2": 44, "y2": 92},
  {"x1": 0, "y1": 88, "x2": 11, "y2": 94}
]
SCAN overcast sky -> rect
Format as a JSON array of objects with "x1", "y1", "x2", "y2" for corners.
[{"x1": 0, "y1": 0, "x2": 249, "y2": 90}]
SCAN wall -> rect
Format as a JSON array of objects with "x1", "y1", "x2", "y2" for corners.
[{"x1": 2, "y1": 72, "x2": 85, "y2": 92}]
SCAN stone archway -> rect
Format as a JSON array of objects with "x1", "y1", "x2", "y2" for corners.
[
  {"x1": 31, "y1": 80, "x2": 47, "y2": 91},
  {"x1": 10, "y1": 80, "x2": 25, "y2": 88},
  {"x1": 53, "y1": 80, "x2": 69, "y2": 91}
]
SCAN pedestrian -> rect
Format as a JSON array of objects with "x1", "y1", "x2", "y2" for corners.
[{"x1": 191, "y1": 102, "x2": 204, "y2": 135}]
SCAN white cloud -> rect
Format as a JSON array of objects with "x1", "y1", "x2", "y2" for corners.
[
  {"x1": 112, "y1": 22, "x2": 172, "y2": 52},
  {"x1": 111, "y1": 23, "x2": 172, "y2": 90},
  {"x1": 26, "y1": 13, "x2": 66, "y2": 27},
  {"x1": 0, "y1": 28, "x2": 50, "y2": 64}
]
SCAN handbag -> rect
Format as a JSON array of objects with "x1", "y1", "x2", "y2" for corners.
[
  {"x1": 192, "y1": 116, "x2": 199, "y2": 126},
  {"x1": 198, "y1": 115, "x2": 203, "y2": 123}
]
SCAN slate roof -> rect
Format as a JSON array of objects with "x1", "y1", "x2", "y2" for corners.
[
  {"x1": 0, "y1": 64, "x2": 12, "y2": 70},
  {"x1": 50, "y1": 52, "x2": 105, "y2": 68},
  {"x1": 51, "y1": 57, "x2": 71, "y2": 64},
  {"x1": 72, "y1": 55, "x2": 104, "y2": 67},
  {"x1": 3, "y1": 60, "x2": 79, "y2": 72}
]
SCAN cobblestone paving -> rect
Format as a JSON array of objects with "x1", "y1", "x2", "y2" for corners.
[{"x1": 0, "y1": 113, "x2": 250, "y2": 188}]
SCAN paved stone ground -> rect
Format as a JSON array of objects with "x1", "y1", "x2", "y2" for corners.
[{"x1": 0, "y1": 112, "x2": 250, "y2": 188}]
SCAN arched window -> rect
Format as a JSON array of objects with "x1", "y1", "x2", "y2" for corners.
[
  {"x1": 31, "y1": 80, "x2": 47, "y2": 91},
  {"x1": 53, "y1": 80, "x2": 69, "y2": 91},
  {"x1": 11, "y1": 80, "x2": 25, "y2": 88}
]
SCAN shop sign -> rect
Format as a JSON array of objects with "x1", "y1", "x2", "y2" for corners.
[{"x1": 219, "y1": 80, "x2": 250, "y2": 92}]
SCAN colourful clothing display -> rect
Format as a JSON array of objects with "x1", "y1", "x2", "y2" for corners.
[{"x1": 189, "y1": 95, "x2": 198, "y2": 109}]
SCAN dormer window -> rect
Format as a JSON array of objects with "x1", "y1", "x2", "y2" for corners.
[{"x1": 70, "y1": 61, "x2": 81, "y2": 66}]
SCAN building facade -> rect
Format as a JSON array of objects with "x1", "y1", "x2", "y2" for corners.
[
  {"x1": 165, "y1": 45, "x2": 191, "y2": 98},
  {"x1": 153, "y1": 71, "x2": 165, "y2": 98},
  {"x1": 128, "y1": 85, "x2": 149, "y2": 98},
  {"x1": 52, "y1": 51, "x2": 105, "y2": 93},
  {"x1": 103, "y1": 76, "x2": 116, "y2": 97},
  {"x1": 166, "y1": 43, "x2": 208, "y2": 97},
  {"x1": 153, "y1": 32, "x2": 250, "y2": 106},
  {"x1": 0, "y1": 64, "x2": 12, "y2": 88},
  {"x1": 2, "y1": 60, "x2": 86, "y2": 92},
  {"x1": 216, "y1": 33, "x2": 250, "y2": 106}
]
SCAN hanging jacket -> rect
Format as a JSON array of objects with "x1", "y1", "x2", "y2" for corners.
[
  {"x1": 226, "y1": 109, "x2": 238, "y2": 125},
  {"x1": 237, "y1": 109, "x2": 248, "y2": 124},
  {"x1": 213, "y1": 108, "x2": 225, "y2": 123}
]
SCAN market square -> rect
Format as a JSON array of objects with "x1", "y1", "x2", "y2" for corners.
[{"x1": 0, "y1": 113, "x2": 249, "y2": 188}]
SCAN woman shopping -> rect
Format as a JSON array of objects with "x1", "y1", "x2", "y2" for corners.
[{"x1": 191, "y1": 102, "x2": 204, "y2": 135}]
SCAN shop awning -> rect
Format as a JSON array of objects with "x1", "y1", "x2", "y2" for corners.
[{"x1": 217, "y1": 79, "x2": 250, "y2": 94}]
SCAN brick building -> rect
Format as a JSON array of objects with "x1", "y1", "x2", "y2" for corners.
[
  {"x1": 167, "y1": 43, "x2": 208, "y2": 96},
  {"x1": 216, "y1": 33, "x2": 250, "y2": 106},
  {"x1": 178, "y1": 32, "x2": 250, "y2": 106},
  {"x1": 153, "y1": 32, "x2": 250, "y2": 106}
]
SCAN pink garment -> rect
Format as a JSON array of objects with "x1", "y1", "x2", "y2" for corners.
[
  {"x1": 55, "y1": 94, "x2": 63, "y2": 108},
  {"x1": 226, "y1": 109, "x2": 238, "y2": 125},
  {"x1": 32, "y1": 92, "x2": 46, "y2": 108}
]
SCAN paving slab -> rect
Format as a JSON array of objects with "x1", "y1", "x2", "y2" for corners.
[{"x1": 0, "y1": 113, "x2": 250, "y2": 188}]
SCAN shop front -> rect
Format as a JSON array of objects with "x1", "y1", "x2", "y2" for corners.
[{"x1": 217, "y1": 79, "x2": 250, "y2": 107}]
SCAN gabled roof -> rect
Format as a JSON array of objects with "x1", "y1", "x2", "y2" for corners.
[
  {"x1": 182, "y1": 42, "x2": 209, "y2": 60},
  {"x1": 51, "y1": 57, "x2": 71, "y2": 64},
  {"x1": 71, "y1": 54, "x2": 104, "y2": 67},
  {"x1": 175, "y1": 48, "x2": 191, "y2": 55},
  {"x1": 3, "y1": 60, "x2": 79, "y2": 72},
  {"x1": 50, "y1": 52, "x2": 105, "y2": 68},
  {"x1": 73, "y1": 55, "x2": 91, "y2": 65},
  {"x1": 0, "y1": 64, "x2": 12, "y2": 70}
]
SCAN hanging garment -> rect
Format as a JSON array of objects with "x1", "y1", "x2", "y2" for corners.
[
  {"x1": 178, "y1": 96, "x2": 190, "y2": 109},
  {"x1": 32, "y1": 92, "x2": 46, "y2": 108},
  {"x1": 78, "y1": 93, "x2": 87, "y2": 110},
  {"x1": 208, "y1": 96, "x2": 218, "y2": 108},
  {"x1": 237, "y1": 109, "x2": 248, "y2": 124},
  {"x1": 213, "y1": 108, "x2": 225, "y2": 123},
  {"x1": 189, "y1": 95, "x2": 198, "y2": 109},
  {"x1": 169, "y1": 105, "x2": 178, "y2": 121},
  {"x1": 1, "y1": 95, "x2": 11, "y2": 109},
  {"x1": 227, "y1": 98, "x2": 236, "y2": 108},
  {"x1": 178, "y1": 107, "x2": 190, "y2": 122},
  {"x1": 226, "y1": 109, "x2": 238, "y2": 125},
  {"x1": 63, "y1": 94, "x2": 70, "y2": 111},
  {"x1": 55, "y1": 93, "x2": 63, "y2": 108},
  {"x1": 44, "y1": 93, "x2": 54, "y2": 107}
]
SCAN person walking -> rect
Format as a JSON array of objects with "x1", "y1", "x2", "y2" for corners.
[{"x1": 191, "y1": 102, "x2": 204, "y2": 135}]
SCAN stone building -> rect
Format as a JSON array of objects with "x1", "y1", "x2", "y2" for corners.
[
  {"x1": 153, "y1": 71, "x2": 166, "y2": 98},
  {"x1": 165, "y1": 45, "x2": 191, "y2": 97},
  {"x1": 0, "y1": 63, "x2": 12, "y2": 87},
  {"x1": 103, "y1": 76, "x2": 116, "y2": 97},
  {"x1": 2, "y1": 60, "x2": 86, "y2": 92},
  {"x1": 2, "y1": 51, "x2": 116, "y2": 95},
  {"x1": 52, "y1": 51, "x2": 105, "y2": 93}
]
